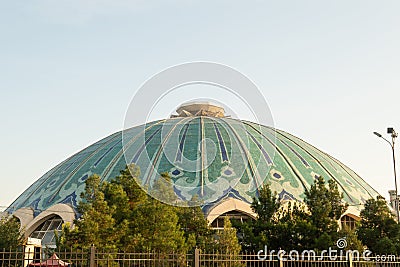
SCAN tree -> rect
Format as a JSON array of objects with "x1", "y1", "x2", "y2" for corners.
[
  {"x1": 239, "y1": 177, "x2": 348, "y2": 252},
  {"x1": 338, "y1": 226, "x2": 364, "y2": 252},
  {"x1": 59, "y1": 164, "x2": 253, "y2": 257},
  {"x1": 251, "y1": 183, "x2": 281, "y2": 224},
  {"x1": 128, "y1": 173, "x2": 188, "y2": 253},
  {"x1": 0, "y1": 215, "x2": 24, "y2": 249},
  {"x1": 101, "y1": 165, "x2": 147, "y2": 251},
  {"x1": 239, "y1": 183, "x2": 315, "y2": 251},
  {"x1": 358, "y1": 196, "x2": 400, "y2": 254},
  {"x1": 103, "y1": 165, "x2": 147, "y2": 223},
  {"x1": 151, "y1": 172, "x2": 179, "y2": 204},
  {"x1": 58, "y1": 174, "x2": 121, "y2": 249},
  {"x1": 272, "y1": 201, "x2": 314, "y2": 251},
  {"x1": 236, "y1": 183, "x2": 281, "y2": 251},
  {"x1": 58, "y1": 166, "x2": 193, "y2": 254},
  {"x1": 132, "y1": 197, "x2": 187, "y2": 253},
  {"x1": 176, "y1": 204, "x2": 214, "y2": 252},
  {"x1": 304, "y1": 176, "x2": 348, "y2": 250},
  {"x1": 215, "y1": 217, "x2": 242, "y2": 266},
  {"x1": 234, "y1": 184, "x2": 281, "y2": 252}
]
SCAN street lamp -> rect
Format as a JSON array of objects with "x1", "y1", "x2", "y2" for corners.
[{"x1": 374, "y1": 128, "x2": 399, "y2": 222}]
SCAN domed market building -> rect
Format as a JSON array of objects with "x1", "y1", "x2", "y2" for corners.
[{"x1": 6, "y1": 102, "x2": 381, "y2": 247}]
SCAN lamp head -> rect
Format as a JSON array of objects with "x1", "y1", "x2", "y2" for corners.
[
  {"x1": 388, "y1": 128, "x2": 394, "y2": 134},
  {"x1": 374, "y1": 132, "x2": 382, "y2": 138}
]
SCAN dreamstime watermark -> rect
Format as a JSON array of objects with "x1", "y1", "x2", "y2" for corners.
[{"x1": 257, "y1": 238, "x2": 397, "y2": 262}]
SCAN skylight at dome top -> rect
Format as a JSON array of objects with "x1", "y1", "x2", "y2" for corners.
[{"x1": 8, "y1": 102, "x2": 380, "y2": 218}]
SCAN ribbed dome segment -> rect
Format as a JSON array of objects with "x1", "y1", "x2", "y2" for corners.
[{"x1": 8, "y1": 117, "x2": 380, "y2": 215}]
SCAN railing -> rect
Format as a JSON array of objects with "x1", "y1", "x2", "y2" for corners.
[
  {"x1": 0, "y1": 248, "x2": 24, "y2": 267},
  {"x1": 1, "y1": 247, "x2": 400, "y2": 267}
]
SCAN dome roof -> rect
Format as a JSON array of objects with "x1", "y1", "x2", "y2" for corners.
[{"x1": 8, "y1": 115, "x2": 380, "y2": 217}]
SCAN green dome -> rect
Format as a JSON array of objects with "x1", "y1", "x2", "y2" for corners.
[{"x1": 8, "y1": 115, "x2": 380, "y2": 216}]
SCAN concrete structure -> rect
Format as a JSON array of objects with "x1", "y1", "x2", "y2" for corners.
[
  {"x1": 388, "y1": 189, "x2": 400, "y2": 215},
  {"x1": 172, "y1": 102, "x2": 226, "y2": 118}
]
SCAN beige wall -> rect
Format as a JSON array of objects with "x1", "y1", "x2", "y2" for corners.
[{"x1": 14, "y1": 204, "x2": 75, "y2": 238}]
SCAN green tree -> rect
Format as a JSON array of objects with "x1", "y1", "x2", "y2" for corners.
[
  {"x1": 242, "y1": 183, "x2": 319, "y2": 251},
  {"x1": 151, "y1": 172, "x2": 178, "y2": 204},
  {"x1": 358, "y1": 196, "x2": 400, "y2": 254},
  {"x1": 103, "y1": 165, "x2": 147, "y2": 223},
  {"x1": 58, "y1": 174, "x2": 121, "y2": 249},
  {"x1": 106, "y1": 167, "x2": 190, "y2": 254},
  {"x1": 251, "y1": 183, "x2": 281, "y2": 224},
  {"x1": 176, "y1": 204, "x2": 214, "y2": 252},
  {"x1": 59, "y1": 164, "x2": 251, "y2": 259},
  {"x1": 338, "y1": 226, "x2": 363, "y2": 251},
  {"x1": 304, "y1": 176, "x2": 348, "y2": 250},
  {"x1": 234, "y1": 184, "x2": 280, "y2": 251},
  {"x1": 236, "y1": 183, "x2": 281, "y2": 251},
  {"x1": 272, "y1": 201, "x2": 313, "y2": 251},
  {"x1": 239, "y1": 177, "x2": 348, "y2": 252},
  {"x1": 218, "y1": 217, "x2": 241, "y2": 253},
  {"x1": 132, "y1": 197, "x2": 187, "y2": 253},
  {"x1": 128, "y1": 173, "x2": 187, "y2": 253},
  {"x1": 101, "y1": 165, "x2": 146, "y2": 251},
  {"x1": 0, "y1": 215, "x2": 24, "y2": 249},
  {"x1": 374, "y1": 237, "x2": 397, "y2": 255}
]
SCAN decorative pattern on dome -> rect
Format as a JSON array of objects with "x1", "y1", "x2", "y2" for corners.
[{"x1": 7, "y1": 117, "x2": 381, "y2": 216}]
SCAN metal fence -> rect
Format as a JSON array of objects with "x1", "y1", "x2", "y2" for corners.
[{"x1": 1, "y1": 247, "x2": 400, "y2": 267}]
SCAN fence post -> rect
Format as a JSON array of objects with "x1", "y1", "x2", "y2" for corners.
[
  {"x1": 279, "y1": 255, "x2": 283, "y2": 267},
  {"x1": 89, "y1": 245, "x2": 96, "y2": 267},
  {"x1": 194, "y1": 248, "x2": 199, "y2": 267},
  {"x1": 348, "y1": 251, "x2": 353, "y2": 267}
]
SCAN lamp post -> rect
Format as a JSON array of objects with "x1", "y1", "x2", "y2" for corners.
[{"x1": 374, "y1": 128, "x2": 399, "y2": 222}]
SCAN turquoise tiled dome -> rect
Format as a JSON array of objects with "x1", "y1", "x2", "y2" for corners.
[{"x1": 7, "y1": 116, "x2": 380, "y2": 216}]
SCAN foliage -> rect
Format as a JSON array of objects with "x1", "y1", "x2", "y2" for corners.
[
  {"x1": 236, "y1": 183, "x2": 280, "y2": 251},
  {"x1": 0, "y1": 215, "x2": 24, "y2": 249},
  {"x1": 304, "y1": 176, "x2": 348, "y2": 250},
  {"x1": 237, "y1": 183, "x2": 312, "y2": 251},
  {"x1": 338, "y1": 226, "x2": 364, "y2": 252},
  {"x1": 57, "y1": 165, "x2": 365, "y2": 255},
  {"x1": 216, "y1": 217, "x2": 241, "y2": 254},
  {"x1": 176, "y1": 204, "x2": 214, "y2": 252},
  {"x1": 272, "y1": 201, "x2": 314, "y2": 251},
  {"x1": 358, "y1": 196, "x2": 400, "y2": 254},
  {"x1": 214, "y1": 217, "x2": 243, "y2": 267},
  {"x1": 238, "y1": 177, "x2": 348, "y2": 252},
  {"x1": 151, "y1": 172, "x2": 178, "y2": 204},
  {"x1": 101, "y1": 166, "x2": 146, "y2": 251},
  {"x1": 58, "y1": 174, "x2": 121, "y2": 249},
  {"x1": 251, "y1": 183, "x2": 281, "y2": 224},
  {"x1": 131, "y1": 196, "x2": 187, "y2": 253},
  {"x1": 58, "y1": 165, "x2": 214, "y2": 255}
]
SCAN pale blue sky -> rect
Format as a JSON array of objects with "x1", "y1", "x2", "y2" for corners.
[{"x1": 1, "y1": 1, "x2": 400, "y2": 209}]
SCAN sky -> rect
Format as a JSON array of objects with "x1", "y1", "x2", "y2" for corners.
[{"x1": 1, "y1": 0, "x2": 400, "y2": 210}]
